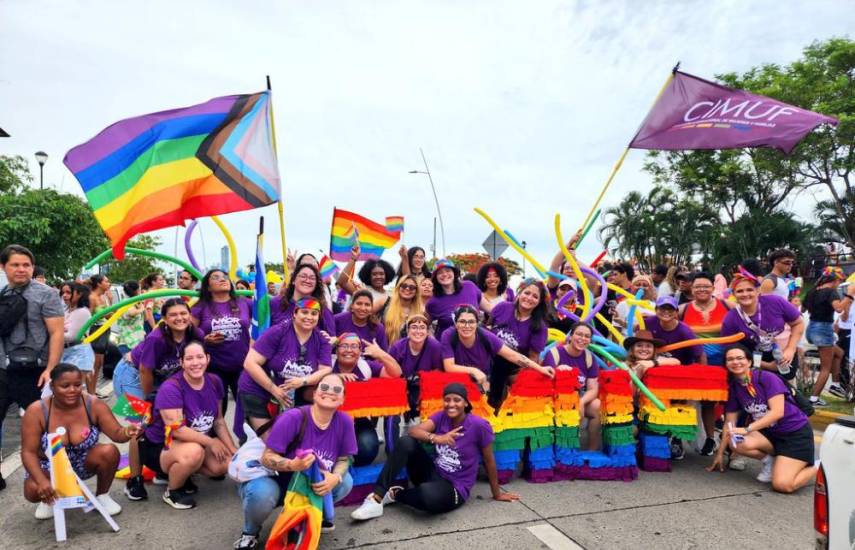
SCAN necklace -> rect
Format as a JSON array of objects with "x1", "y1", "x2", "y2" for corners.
[{"x1": 692, "y1": 300, "x2": 715, "y2": 323}]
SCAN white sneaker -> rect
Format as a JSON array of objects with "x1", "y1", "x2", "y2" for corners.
[
  {"x1": 381, "y1": 486, "x2": 403, "y2": 506},
  {"x1": 35, "y1": 502, "x2": 54, "y2": 520},
  {"x1": 756, "y1": 455, "x2": 774, "y2": 483},
  {"x1": 96, "y1": 493, "x2": 123, "y2": 516},
  {"x1": 728, "y1": 455, "x2": 747, "y2": 471},
  {"x1": 350, "y1": 494, "x2": 384, "y2": 520}
]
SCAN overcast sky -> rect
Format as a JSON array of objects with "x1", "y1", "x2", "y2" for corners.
[{"x1": 1, "y1": 1, "x2": 852, "y2": 275}]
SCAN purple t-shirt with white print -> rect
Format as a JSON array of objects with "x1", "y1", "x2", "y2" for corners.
[
  {"x1": 720, "y1": 294, "x2": 801, "y2": 351},
  {"x1": 191, "y1": 299, "x2": 251, "y2": 372},
  {"x1": 542, "y1": 345, "x2": 600, "y2": 389},
  {"x1": 426, "y1": 280, "x2": 482, "y2": 337},
  {"x1": 237, "y1": 322, "x2": 332, "y2": 399},
  {"x1": 489, "y1": 301, "x2": 547, "y2": 356},
  {"x1": 334, "y1": 312, "x2": 388, "y2": 350},
  {"x1": 266, "y1": 405, "x2": 357, "y2": 472},
  {"x1": 145, "y1": 372, "x2": 224, "y2": 444},
  {"x1": 388, "y1": 336, "x2": 443, "y2": 379},
  {"x1": 138, "y1": 327, "x2": 206, "y2": 387},
  {"x1": 725, "y1": 369, "x2": 808, "y2": 436},
  {"x1": 429, "y1": 411, "x2": 495, "y2": 501},
  {"x1": 440, "y1": 328, "x2": 504, "y2": 375}
]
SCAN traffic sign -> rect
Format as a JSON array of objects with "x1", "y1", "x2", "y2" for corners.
[{"x1": 482, "y1": 230, "x2": 509, "y2": 260}]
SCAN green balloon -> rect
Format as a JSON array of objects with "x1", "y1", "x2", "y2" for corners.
[{"x1": 589, "y1": 343, "x2": 666, "y2": 411}]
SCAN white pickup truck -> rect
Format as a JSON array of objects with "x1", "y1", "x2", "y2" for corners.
[{"x1": 816, "y1": 415, "x2": 855, "y2": 549}]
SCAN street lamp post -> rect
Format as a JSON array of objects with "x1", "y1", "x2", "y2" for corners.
[
  {"x1": 408, "y1": 148, "x2": 446, "y2": 257},
  {"x1": 34, "y1": 151, "x2": 48, "y2": 190}
]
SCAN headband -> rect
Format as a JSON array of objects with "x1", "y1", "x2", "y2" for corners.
[
  {"x1": 730, "y1": 266, "x2": 760, "y2": 289},
  {"x1": 294, "y1": 297, "x2": 321, "y2": 310}
]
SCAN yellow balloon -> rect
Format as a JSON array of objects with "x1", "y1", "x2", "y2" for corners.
[
  {"x1": 473, "y1": 208, "x2": 549, "y2": 276},
  {"x1": 83, "y1": 304, "x2": 133, "y2": 344},
  {"x1": 266, "y1": 270, "x2": 283, "y2": 284},
  {"x1": 211, "y1": 215, "x2": 239, "y2": 281},
  {"x1": 554, "y1": 214, "x2": 594, "y2": 321}
]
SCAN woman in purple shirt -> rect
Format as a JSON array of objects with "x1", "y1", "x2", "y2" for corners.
[
  {"x1": 708, "y1": 344, "x2": 816, "y2": 494},
  {"x1": 351, "y1": 382, "x2": 519, "y2": 520},
  {"x1": 720, "y1": 271, "x2": 804, "y2": 381},
  {"x1": 269, "y1": 264, "x2": 336, "y2": 334},
  {"x1": 487, "y1": 280, "x2": 550, "y2": 407},
  {"x1": 543, "y1": 323, "x2": 603, "y2": 450},
  {"x1": 442, "y1": 305, "x2": 554, "y2": 400},
  {"x1": 141, "y1": 341, "x2": 237, "y2": 510},
  {"x1": 641, "y1": 295, "x2": 705, "y2": 365},
  {"x1": 389, "y1": 314, "x2": 444, "y2": 421},
  {"x1": 239, "y1": 298, "x2": 333, "y2": 433},
  {"x1": 334, "y1": 289, "x2": 388, "y2": 351},
  {"x1": 191, "y1": 269, "x2": 251, "y2": 420},
  {"x1": 426, "y1": 258, "x2": 487, "y2": 337}
]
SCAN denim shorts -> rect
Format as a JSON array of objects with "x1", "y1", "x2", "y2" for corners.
[
  {"x1": 806, "y1": 321, "x2": 836, "y2": 347},
  {"x1": 61, "y1": 344, "x2": 95, "y2": 372}
]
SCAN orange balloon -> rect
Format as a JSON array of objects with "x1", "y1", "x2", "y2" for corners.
[{"x1": 658, "y1": 332, "x2": 745, "y2": 353}]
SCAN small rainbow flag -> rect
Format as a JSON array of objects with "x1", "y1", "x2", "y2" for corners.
[
  {"x1": 318, "y1": 255, "x2": 340, "y2": 281},
  {"x1": 330, "y1": 208, "x2": 401, "y2": 261},
  {"x1": 385, "y1": 216, "x2": 404, "y2": 235}
]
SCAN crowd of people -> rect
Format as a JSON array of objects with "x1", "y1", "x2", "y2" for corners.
[{"x1": 0, "y1": 237, "x2": 851, "y2": 549}]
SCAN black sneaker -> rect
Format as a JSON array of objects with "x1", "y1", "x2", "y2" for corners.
[
  {"x1": 321, "y1": 519, "x2": 335, "y2": 533},
  {"x1": 181, "y1": 477, "x2": 198, "y2": 495},
  {"x1": 233, "y1": 533, "x2": 259, "y2": 550},
  {"x1": 828, "y1": 384, "x2": 847, "y2": 399},
  {"x1": 699, "y1": 437, "x2": 717, "y2": 457},
  {"x1": 811, "y1": 397, "x2": 829, "y2": 407},
  {"x1": 0, "y1": 472, "x2": 5, "y2": 492},
  {"x1": 124, "y1": 475, "x2": 148, "y2": 501},
  {"x1": 162, "y1": 488, "x2": 196, "y2": 510},
  {"x1": 670, "y1": 438, "x2": 685, "y2": 461}
]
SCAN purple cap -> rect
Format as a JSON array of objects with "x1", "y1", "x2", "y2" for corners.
[{"x1": 655, "y1": 295, "x2": 678, "y2": 309}]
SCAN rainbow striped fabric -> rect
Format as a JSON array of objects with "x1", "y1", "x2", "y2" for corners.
[
  {"x1": 385, "y1": 216, "x2": 404, "y2": 234},
  {"x1": 64, "y1": 92, "x2": 280, "y2": 259},
  {"x1": 329, "y1": 208, "x2": 401, "y2": 261},
  {"x1": 318, "y1": 255, "x2": 340, "y2": 281}
]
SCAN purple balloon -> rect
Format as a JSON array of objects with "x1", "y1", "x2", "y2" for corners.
[
  {"x1": 579, "y1": 266, "x2": 609, "y2": 323},
  {"x1": 184, "y1": 220, "x2": 201, "y2": 271},
  {"x1": 556, "y1": 286, "x2": 604, "y2": 338}
]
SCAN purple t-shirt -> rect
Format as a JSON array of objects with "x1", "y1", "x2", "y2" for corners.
[
  {"x1": 145, "y1": 372, "x2": 224, "y2": 444},
  {"x1": 643, "y1": 316, "x2": 702, "y2": 365},
  {"x1": 725, "y1": 369, "x2": 808, "y2": 436},
  {"x1": 266, "y1": 406, "x2": 357, "y2": 472},
  {"x1": 332, "y1": 358, "x2": 383, "y2": 380},
  {"x1": 237, "y1": 322, "x2": 332, "y2": 399},
  {"x1": 489, "y1": 301, "x2": 547, "y2": 356},
  {"x1": 429, "y1": 411, "x2": 495, "y2": 501},
  {"x1": 138, "y1": 327, "x2": 206, "y2": 386},
  {"x1": 191, "y1": 299, "x2": 251, "y2": 372},
  {"x1": 269, "y1": 295, "x2": 337, "y2": 336},
  {"x1": 388, "y1": 336, "x2": 443, "y2": 379},
  {"x1": 543, "y1": 346, "x2": 600, "y2": 389},
  {"x1": 440, "y1": 328, "x2": 504, "y2": 375},
  {"x1": 720, "y1": 294, "x2": 801, "y2": 351},
  {"x1": 334, "y1": 312, "x2": 388, "y2": 350},
  {"x1": 426, "y1": 280, "x2": 483, "y2": 337}
]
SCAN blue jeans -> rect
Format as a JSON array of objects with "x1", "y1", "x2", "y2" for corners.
[
  {"x1": 61, "y1": 343, "x2": 95, "y2": 372},
  {"x1": 112, "y1": 358, "x2": 144, "y2": 399},
  {"x1": 238, "y1": 471, "x2": 353, "y2": 536},
  {"x1": 807, "y1": 320, "x2": 836, "y2": 347}
]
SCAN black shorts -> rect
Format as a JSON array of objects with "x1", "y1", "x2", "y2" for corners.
[
  {"x1": 240, "y1": 392, "x2": 273, "y2": 421},
  {"x1": 138, "y1": 436, "x2": 166, "y2": 477},
  {"x1": 761, "y1": 422, "x2": 815, "y2": 464}
]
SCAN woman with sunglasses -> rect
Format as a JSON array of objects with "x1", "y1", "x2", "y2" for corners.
[
  {"x1": 543, "y1": 323, "x2": 603, "y2": 450},
  {"x1": 270, "y1": 264, "x2": 336, "y2": 335},
  {"x1": 487, "y1": 280, "x2": 549, "y2": 407},
  {"x1": 708, "y1": 344, "x2": 816, "y2": 494},
  {"x1": 334, "y1": 289, "x2": 389, "y2": 351},
  {"x1": 191, "y1": 269, "x2": 251, "y2": 422},
  {"x1": 351, "y1": 382, "x2": 519, "y2": 521},
  {"x1": 235, "y1": 373, "x2": 356, "y2": 550},
  {"x1": 383, "y1": 275, "x2": 425, "y2": 346},
  {"x1": 442, "y1": 305, "x2": 554, "y2": 395},
  {"x1": 239, "y1": 298, "x2": 333, "y2": 433}
]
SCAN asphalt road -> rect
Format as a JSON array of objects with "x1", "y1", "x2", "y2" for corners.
[{"x1": 0, "y1": 425, "x2": 817, "y2": 550}]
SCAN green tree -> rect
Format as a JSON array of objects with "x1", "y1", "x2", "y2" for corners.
[
  {"x1": 101, "y1": 234, "x2": 164, "y2": 283},
  {"x1": 0, "y1": 189, "x2": 108, "y2": 280},
  {"x1": 0, "y1": 155, "x2": 32, "y2": 194}
]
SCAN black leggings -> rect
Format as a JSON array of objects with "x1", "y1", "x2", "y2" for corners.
[
  {"x1": 208, "y1": 366, "x2": 240, "y2": 417},
  {"x1": 372, "y1": 435, "x2": 462, "y2": 514}
]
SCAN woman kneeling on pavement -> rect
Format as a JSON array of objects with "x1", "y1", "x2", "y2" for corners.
[
  {"x1": 708, "y1": 344, "x2": 816, "y2": 493},
  {"x1": 235, "y1": 373, "x2": 356, "y2": 550},
  {"x1": 140, "y1": 340, "x2": 237, "y2": 510},
  {"x1": 21, "y1": 364, "x2": 141, "y2": 519},
  {"x1": 351, "y1": 382, "x2": 519, "y2": 520}
]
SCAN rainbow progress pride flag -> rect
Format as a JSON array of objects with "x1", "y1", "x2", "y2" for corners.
[
  {"x1": 330, "y1": 208, "x2": 401, "y2": 261},
  {"x1": 64, "y1": 92, "x2": 280, "y2": 259}
]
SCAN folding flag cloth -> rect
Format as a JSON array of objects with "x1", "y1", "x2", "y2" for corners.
[
  {"x1": 64, "y1": 91, "x2": 281, "y2": 259},
  {"x1": 338, "y1": 378, "x2": 409, "y2": 418},
  {"x1": 385, "y1": 216, "x2": 404, "y2": 235},
  {"x1": 318, "y1": 255, "x2": 340, "y2": 282},
  {"x1": 265, "y1": 470, "x2": 323, "y2": 550},
  {"x1": 629, "y1": 70, "x2": 838, "y2": 154},
  {"x1": 329, "y1": 208, "x2": 401, "y2": 261}
]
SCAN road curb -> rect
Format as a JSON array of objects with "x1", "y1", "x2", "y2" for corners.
[{"x1": 810, "y1": 410, "x2": 847, "y2": 431}]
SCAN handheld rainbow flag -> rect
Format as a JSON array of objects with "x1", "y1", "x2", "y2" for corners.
[
  {"x1": 330, "y1": 208, "x2": 401, "y2": 261},
  {"x1": 318, "y1": 255, "x2": 340, "y2": 282},
  {"x1": 265, "y1": 468, "x2": 323, "y2": 550},
  {"x1": 385, "y1": 216, "x2": 404, "y2": 235},
  {"x1": 64, "y1": 91, "x2": 281, "y2": 259},
  {"x1": 252, "y1": 218, "x2": 270, "y2": 340}
]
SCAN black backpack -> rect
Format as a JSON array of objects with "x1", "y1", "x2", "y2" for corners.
[{"x1": 0, "y1": 286, "x2": 28, "y2": 338}]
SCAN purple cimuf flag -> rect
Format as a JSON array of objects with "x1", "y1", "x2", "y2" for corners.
[{"x1": 629, "y1": 71, "x2": 838, "y2": 155}]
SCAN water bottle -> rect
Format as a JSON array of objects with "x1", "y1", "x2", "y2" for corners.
[{"x1": 772, "y1": 346, "x2": 791, "y2": 376}]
